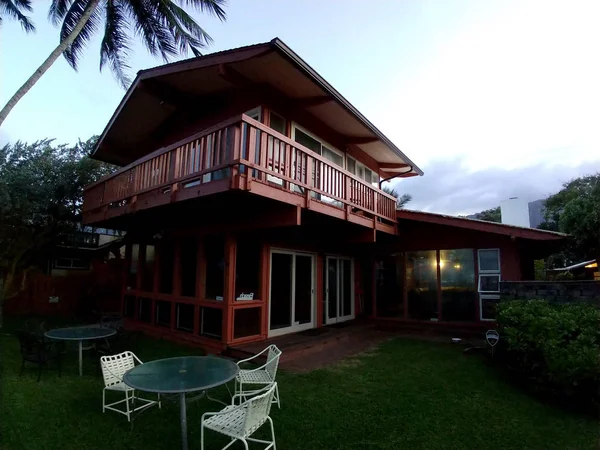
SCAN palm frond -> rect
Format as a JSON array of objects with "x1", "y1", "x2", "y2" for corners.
[
  {"x1": 122, "y1": 1, "x2": 177, "y2": 61},
  {"x1": 176, "y1": 0, "x2": 227, "y2": 21},
  {"x1": 157, "y1": 0, "x2": 213, "y2": 55},
  {"x1": 0, "y1": 0, "x2": 35, "y2": 32},
  {"x1": 48, "y1": 0, "x2": 73, "y2": 26},
  {"x1": 60, "y1": 0, "x2": 104, "y2": 70},
  {"x1": 99, "y1": 1, "x2": 131, "y2": 89}
]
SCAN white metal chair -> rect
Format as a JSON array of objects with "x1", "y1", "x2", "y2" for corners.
[
  {"x1": 235, "y1": 345, "x2": 281, "y2": 407},
  {"x1": 100, "y1": 351, "x2": 160, "y2": 422},
  {"x1": 202, "y1": 383, "x2": 277, "y2": 450}
]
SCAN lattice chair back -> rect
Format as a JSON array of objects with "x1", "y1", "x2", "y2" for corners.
[
  {"x1": 265, "y1": 345, "x2": 282, "y2": 380},
  {"x1": 100, "y1": 351, "x2": 138, "y2": 388},
  {"x1": 242, "y1": 383, "x2": 277, "y2": 435}
]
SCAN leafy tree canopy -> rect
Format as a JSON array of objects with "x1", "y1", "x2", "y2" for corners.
[
  {"x1": 543, "y1": 173, "x2": 600, "y2": 263},
  {"x1": 472, "y1": 206, "x2": 501, "y2": 223},
  {"x1": 0, "y1": 137, "x2": 114, "y2": 304}
]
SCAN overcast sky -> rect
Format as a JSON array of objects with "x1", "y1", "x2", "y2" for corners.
[{"x1": 2, "y1": 0, "x2": 599, "y2": 215}]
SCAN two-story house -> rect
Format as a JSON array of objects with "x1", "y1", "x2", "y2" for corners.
[{"x1": 83, "y1": 39, "x2": 564, "y2": 352}]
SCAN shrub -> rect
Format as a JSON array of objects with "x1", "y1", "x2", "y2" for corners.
[{"x1": 497, "y1": 299, "x2": 600, "y2": 406}]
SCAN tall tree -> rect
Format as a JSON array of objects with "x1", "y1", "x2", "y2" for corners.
[
  {"x1": 0, "y1": 137, "x2": 113, "y2": 328},
  {"x1": 0, "y1": 0, "x2": 35, "y2": 32},
  {"x1": 543, "y1": 173, "x2": 600, "y2": 265},
  {"x1": 0, "y1": 0, "x2": 227, "y2": 127}
]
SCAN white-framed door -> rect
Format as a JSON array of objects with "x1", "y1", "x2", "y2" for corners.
[
  {"x1": 268, "y1": 249, "x2": 316, "y2": 337},
  {"x1": 325, "y1": 256, "x2": 355, "y2": 325}
]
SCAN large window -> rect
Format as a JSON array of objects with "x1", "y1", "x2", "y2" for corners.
[
  {"x1": 159, "y1": 240, "x2": 175, "y2": 294},
  {"x1": 375, "y1": 255, "x2": 405, "y2": 317},
  {"x1": 478, "y1": 249, "x2": 501, "y2": 321},
  {"x1": 347, "y1": 156, "x2": 378, "y2": 186},
  {"x1": 205, "y1": 236, "x2": 225, "y2": 300},
  {"x1": 293, "y1": 127, "x2": 344, "y2": 167},
  {"x1": 127, "y1": 244, "x2": 139, "y2": 289},
  {"x1": 406, "y1": 251, "x2": 438, "y2": 320},
  {"x1": 440, "y1": 249, "x2": 476, "y2": 321},
  {"x1": 236, "y1": 237, "x2": 261, "y2": 300},
  {"x1": 180, "y1": 238, "x2": 198, "y2": 297},
  {"x1": 140, "y1": 244, "x2": 155, "y2": 292}
]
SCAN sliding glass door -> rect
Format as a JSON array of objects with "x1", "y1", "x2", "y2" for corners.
[
  {"x1": 325, "y1": 256, "x2": 354, "y2": 324},
  {"x1": 269, "y1": 250, "x2": 315, "y2": 337}
]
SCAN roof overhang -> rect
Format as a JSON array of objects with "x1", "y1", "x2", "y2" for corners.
[
  {"x1": 93, "y1": 38, "x2": 423, "y2": 178},
  {"x1": 397, "y1": 210, "x2": 567, "y2": 241}
]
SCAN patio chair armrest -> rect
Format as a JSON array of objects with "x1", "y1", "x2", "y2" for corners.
[
  {"x1": 131, "y1": 353, "x2": 144, "y2": 365},
  {"x1": 202, "y1": 404, "x2": 247, "y2": 420},
  {"x1": 238, "y1": 360, "x2": 270, "y2": 375},
  {"x1": 230, "y1": 383, "x2": 274, "y2": 405},
  {"x1": 236, "y1": 346, "x2": 271, "y2": 365}
]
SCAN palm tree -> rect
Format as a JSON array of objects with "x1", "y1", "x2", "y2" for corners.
[
  {"x1": 0, "y1": 0, "x2": 35, "y2": 32},
  {"x1": 382, "y1": 185, "x2": 412, "y2": 209},
  {"x1": 0, "y1": 0, "x2": 226, "y2": 127}
]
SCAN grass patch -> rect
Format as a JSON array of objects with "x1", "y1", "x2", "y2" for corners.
[{"x1": 0, "y1": 317, "x2": 597, "y2": 450}]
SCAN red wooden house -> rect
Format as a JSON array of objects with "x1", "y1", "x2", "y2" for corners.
[{"x1": 82, "y1": 39, "x2": 564, "y2": 352}]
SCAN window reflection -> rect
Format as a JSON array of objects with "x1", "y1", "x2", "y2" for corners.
[
  {"x1": 440, "y1": 249, "x2": 476, "y2": 321},
  {"x1": 406, "y1": 251, "x2": 438, "y2": 320}
]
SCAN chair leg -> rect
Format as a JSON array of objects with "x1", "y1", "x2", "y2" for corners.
[
  {"x1": 268, "y1": 416, "x2": 277, "y2": 450},
  {"x1": 102, "y1": 389, "x2": 106, "y2": 413},
  {"x1": 275, "y1": 383, "x2": 281, "y2": 408},
  {"x1": 241, "y1": 439, "x2": 249, "y2": 450},
  {"x1": 200, "y1": 423, "x2": 204, "y2": 450},
  {"x1": 125, "y1": 390, "x2": 131, "y2": 422},
  {"x1": 158, "y1": 393, "x2": 161, "y2": 409}
]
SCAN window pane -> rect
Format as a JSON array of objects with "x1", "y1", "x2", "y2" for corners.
[
  {"x1": 440, "y1": 249, "x2": 476, "y2": 321},
  {"x1": 480, "y1": 295, "x2": 500, "y2": 320},
  {"x1": 234, "y1": 307, "x2": 261, "y2": 339},
  {"x1": 271, "y1": 253, "x2": 293, "y2": 330},
  {"x1": 347, "y1": 158, "x2": 356, "y2": 174},
  {"x1": 322, "y1": 146, "x2": 343, "y2": 167},
  {"x1": 406, "y1": 251, "x2": 438, "y2": 320},
  {"x1": 294, "y1": 129, "x2": 321, "y2": 154},
  {"x1": 176, "y1": 303, "x2": 194, "y2": 333},
  {"x1": 363, "y1": 167, "x2": 373, "y2": 184},
  {"x1": 200, "y1": 307, "x2": 222, "y2": 339},
  {"x1": 205, "y1": 236, "x2": 225, "y2": 300},
  {"x1": 139, "y1": 297, "x2": 152, "y2": 323},
  {"x1": 376, "y1": 254, "x2": 405, "y2": 318},
  {"x1": 123, "y1": 295, "x2": 136, "y2": 318},
  {"x1": 141, "y1": 245, "x2": 155, "y2": 292},
  {"x1": 180, "y1": 238, "x2": 198, "y2": 297},
  {"x1": 127, "y1": 244, "x2": 139, "y2": 289},
  {"x1": 159, "y1": 240, "x2": 175, "y2": 294},
  {"x1": 236, "y1": 237, "x2": 260, "y2": 300},
  {"x1": 155, "y1": 300, "x2": 171, "y2": 327},
  {"x1": 269, "y1": 112, "x2": 286, "y2": 135},
  {"x1": 479, "y1": 275, "x2": 500, "y2": 292},
  {"x1": 479, "y1": 249, "x2": 500, "y2": 272}
]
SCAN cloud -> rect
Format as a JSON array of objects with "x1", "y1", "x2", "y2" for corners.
[{"x1": 390, "y1": 157, "x2": 599, "y2": 216}]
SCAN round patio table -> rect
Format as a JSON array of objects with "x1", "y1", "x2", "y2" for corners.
[
  {"x1": 45, "y1": 327, "x2": 116, "y2": 376},
  {"x1": 123, "y1": 356, "x2": 239, "y2": 450}
]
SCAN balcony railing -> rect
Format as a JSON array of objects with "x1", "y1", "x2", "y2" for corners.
[{"x1": 84, "y1": 114, "x2": 398, "y2": 224}]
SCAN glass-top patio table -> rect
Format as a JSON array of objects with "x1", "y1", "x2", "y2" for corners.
[
  {"x1": 123, "y1": 356, "x2": 239, "y2": 450},
  {"x1": 44, "y1": 327, "x2": 116, "y2": 376}
]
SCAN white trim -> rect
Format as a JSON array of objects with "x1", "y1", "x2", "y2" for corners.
[
  {"x1": 477, "y1": 248, "x2": 501, "y2": 273},
  {"x1": 291, "y1": 123, "x2": 344, "y2": 166},
  {"x1": 325, "y1": 256, "x2": 355, "y2": 325},
  {"x1": 478, "y1": 274, "x2": 501, "y2": 293},
  {"x1": 268, "y1": 249, "x2": 316, "y2": 338},
  {"x1": 245, "y1": 107, "x2": 262, "y2": 121},
  {"x1": 479, "y1": 295, "x2": 500, "y2": 321}
]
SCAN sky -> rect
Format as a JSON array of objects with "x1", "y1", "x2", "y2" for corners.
[{"x1": 2, "y1": 0, "x2": 599, "y2": 216}]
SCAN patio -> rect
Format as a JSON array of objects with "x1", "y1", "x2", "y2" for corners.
[{"x1": 1, "y1": 318, "x2": 596, "y2": 450}]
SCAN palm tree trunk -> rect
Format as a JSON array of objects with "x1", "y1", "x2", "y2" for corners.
[{"x1": 0, "y1": 0, "x2": 102, "y2": 127}]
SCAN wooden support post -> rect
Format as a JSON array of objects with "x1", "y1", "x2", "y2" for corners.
[
  {"x1": 222, "y1": 234, "x2": 237, "y2": 345},
  {"x1": 260, "y1": 242, "x2": 270, "y2": 338},
  {"x1": 436, "y1": 250, "x2": 442, "y2": 321}
]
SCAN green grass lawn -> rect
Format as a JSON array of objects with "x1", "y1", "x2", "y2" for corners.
[{"x1": 0, "y1": 318, "x2": 597, "y2": 450}]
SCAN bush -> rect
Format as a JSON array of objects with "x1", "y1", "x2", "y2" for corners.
[{"x1": 497, "y1": 300, "x2": 600, "y2": 407}]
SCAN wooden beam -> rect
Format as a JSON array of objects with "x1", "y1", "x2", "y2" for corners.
[
  {"x1": 292, "y1": 96, "x2": 332, "y2": 108},
  {"x1": 218, "y1": 63, "x2": 253, "y2": 87},
  {"x1": 346, "y1": 136, "x2": 379, "y2": 145},
  {"x1": 378, "y1": 162, "x2": 411, "y2": 170},
  {"x1": 139, "y1": 79, "x2": 187, "y2": 108}
]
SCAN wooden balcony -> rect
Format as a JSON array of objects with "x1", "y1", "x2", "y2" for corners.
[{"x1": 83, "y1": 114, "x2": 398, "y2": 234}]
